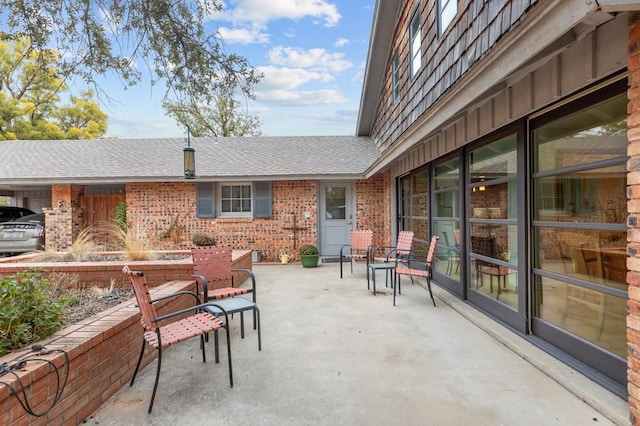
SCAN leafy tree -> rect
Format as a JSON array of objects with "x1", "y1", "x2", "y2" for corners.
[
  {"x1": 0, "y1": 0, "x2": 262, "y2": 108},
  {"x1": 164, "y1": 88, "x2": 262, "y2": 137},
  {"x1": 57, "y1": 90, "x2": 109, "y2": 138},
  {"x1": 0, "y1": 37, "x2": 107, "y2": 139}
]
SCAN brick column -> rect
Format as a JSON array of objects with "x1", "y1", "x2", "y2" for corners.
[
  {"x1": 44, "y1": 184, "x2": 83, "y2": 251},
  {"x1": 628, "y1": 11, "x2": 640, "y2": 425}
]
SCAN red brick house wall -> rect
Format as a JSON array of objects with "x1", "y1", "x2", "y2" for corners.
[
  {"x1": 121, "y1": 176, "x2": 390, "y2": 262},
  {"x1": 356, "y1": 172, "x2": 391, "y2": 248},
  {"x1": 629, "y1": 11, "x2": 640, "y2": 425}
]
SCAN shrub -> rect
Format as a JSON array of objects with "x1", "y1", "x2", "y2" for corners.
[
  {"x1": 299, "y1": 244, "x2": 319, "y2": 256},
  {"x1": 68, "y1": 227, "x2": 99, "y2": 261},
  {"x1": 112, "y1": 222, "x2": 156, "y2": 261},
  {"x1": 191, "y1": 232, "x2": 216, "y2": 246},
  {"x1": 114, "y1": 201, "x2": 127, "y2": 232},
  {"x1": 0, "y1": 270, "x2": 69, "y2": 356}
]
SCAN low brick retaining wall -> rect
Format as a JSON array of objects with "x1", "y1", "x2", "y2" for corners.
[
  {"x1": 0, "y1": 250, "x2": 252, "y2": 425},
  {"x1": 0, "y1": 250, "x2": 252, "y2": 290}
]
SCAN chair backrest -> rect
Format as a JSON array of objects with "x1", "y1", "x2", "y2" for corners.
[
  {"x1": 426, "y1": 235, "x2": 439, "y2": 266},
  {"x1": 453, "y1": 229, "x2": 461, "y2": 247},
  {"x1": 191, "y1": 245, "x2": 234, "y2": 283},
  {"x1": 350, "y1": 230, "x2": 373, "y2": 253},
  {"x1": 470, "y1": 236, "x2": 498, "y2": 267},
  {"x1": 396, "y1": 231, "x2": 414, "y2": 256},
  {"x1": 122, "y1": 265, "x2": 158, "y2": 332}
]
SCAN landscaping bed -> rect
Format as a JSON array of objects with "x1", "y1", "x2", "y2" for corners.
[{"x1": 0, "y1": 249, "x2": 253, "y2": 425}]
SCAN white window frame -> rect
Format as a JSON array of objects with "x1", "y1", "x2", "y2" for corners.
[
  {"x1": 392, "y1": 52, "x2": 400, "y2": 102},
  {"x1": 410, "y1": 10, "x2": 421, "y2": 78},
  {"x1": 438, "y1": 0, "x2": 457, "y2": 36},
  {"x1": 218, "y1": 182, "x2": 252, "y2": 217}
]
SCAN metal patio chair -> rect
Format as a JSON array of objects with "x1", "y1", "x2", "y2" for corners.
[
  {"x1": 191, "y1": 245, "x2": 261, "y2": 351},
  {"x1": 122, "y1": 265, "x2": 233, "y2": 413},
  {"x1": 471, "y1": 235, "x2": 510, "y2": 298},
  {"x1": 340, "y1": 229, "x2": 374, "y2": 279},
  {"x1": 368, "y1": 231, "x2": 415, "y2": 292},
  {"x1": 394, "y1": 235, "x2": 439, "y2": 306}
]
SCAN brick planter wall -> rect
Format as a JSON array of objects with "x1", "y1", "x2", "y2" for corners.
[
  {"x1": 0, "y1": 250, "x2": 252, "y2": 290},
  {"x1": 0, "y1": 251, "x2": 251, "y2": 425},
  {"x1": 0, "y1": 280, "x2": 196, "y2": 425}
]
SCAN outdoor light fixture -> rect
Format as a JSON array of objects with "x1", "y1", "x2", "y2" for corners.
[{"x1": 183, "y1": 126, "x2": 196, "y2": 179}]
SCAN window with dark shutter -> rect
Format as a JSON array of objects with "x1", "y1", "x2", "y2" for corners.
[
  {"x1": 196, "y1": 182, "x2": 216, "y2": 218},
  {"x1": 253, "y1": 181, "x2": 272, "y2": 218}
]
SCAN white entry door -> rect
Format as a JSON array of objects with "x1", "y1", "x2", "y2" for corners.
[{"x1": 319, "y1": 182, "x2": 354, "y2": 257}]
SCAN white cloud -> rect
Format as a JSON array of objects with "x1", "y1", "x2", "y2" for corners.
[
  {"x1": 215, "y1": 0, "x2": 341, "y2": 27},
  {"x1": 299, "y1": 108, "x2": 359, "y2": 123},
  {"x1": 218, "y1": 25, "x2": 269, "y2": 44},
  {"x1": 107, "y1": 115, "x2": 180, "y2": 139},
  {"x1": 350, "y1": 70, "x2": 364, "y2": 84},
  {"x1": 267, "y1": 46, "x2": 352, "y2": 73},
  {"x1": 256, "y1": 89, "x2": 348, "y2": 106},
  {"x1": 256, "y1": 65, "x2": 333, "y2": 91},
  {"x1": 335, "y1": 38, "x2": 349, "y2": 48}
]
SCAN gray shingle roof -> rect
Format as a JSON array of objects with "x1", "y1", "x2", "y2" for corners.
[{"x1": 0, "y1": 136, "x2": 380, "y2": 184}]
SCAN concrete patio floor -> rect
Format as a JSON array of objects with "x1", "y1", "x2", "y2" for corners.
[{"x1": 86, "y1": 262, "x2": 629, "y2": 425}]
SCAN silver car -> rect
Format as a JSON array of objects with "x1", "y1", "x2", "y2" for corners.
[{"x1": 0, "y1": 213, "x2": 45, "y2": 256}]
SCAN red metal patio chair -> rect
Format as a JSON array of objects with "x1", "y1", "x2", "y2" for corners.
[
  {"x1": 191, "y1": 245, "x2": 261, "y2": 351},
  {"x1": 394, "y1": 235, "x2": 439, "y2": 306},
  {"x1": 122, "y1": 265, "x2": 233, "y2": 413},
  {"x1": 372, "y1": 230, "x2": 415, "y2": 263},
  {"x1": 368, "y1": 231, "x2": 415, "y2": 292},
  {"x1": 340, "y1": 229, "x2": 374, "y2": 279}
]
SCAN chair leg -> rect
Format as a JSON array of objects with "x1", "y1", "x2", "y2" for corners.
[
  {"x1": 148, "y1": 346, "x2": 162, "y2": 413},
  {"x1": 366, "y1": 256, "x2": 370, "y2": 283},
  {"x1": 371, "y1": 268, "x2": 377, "y2": 295},
  {"x1": 240, "y1": 311, "x2": 245, "y2": 338},
  {"x1": 224, "y1": 325, "x2": 234, "y2": 388},
  {"x1": 393, "y1": 273, "x2": 398, "y2": 306},
  {"x1": 214, "y1": 330, "x2": 219, "y2": 364},
  {"x1": 340, "y1": 253, "x2": 344, "y2": 278},
  {"x1": 200, "y1": 334, "x2": 207, "y2": 363},
  {"x1": 253, "y1": 308, "x2": 257, "y2": 330},
  {"x1": 427, "y1": 272, "x2": 436, "y2": 307},
  {"x1": 130, "y1": 338, "x2": 146, "y2": 387},
  {"x1": 255, "y1": 306, "x2": 262, "y2": 351}
]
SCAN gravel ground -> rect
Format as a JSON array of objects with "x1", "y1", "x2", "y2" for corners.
[{"x1": 61, "y1": 287, "x2": 134, "y2": 327}]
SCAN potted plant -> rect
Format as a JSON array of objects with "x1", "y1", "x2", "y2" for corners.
[{"x1": 299, "y1": 244, "x2": 319, "y2": 268}]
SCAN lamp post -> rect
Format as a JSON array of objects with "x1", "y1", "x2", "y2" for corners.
[{"x1": 183, "y1": 126, "x2": 195, "y2": 179}]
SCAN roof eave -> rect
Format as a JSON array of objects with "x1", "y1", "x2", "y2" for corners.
[{"x1": 356, "y1": 0, "x2": 401, "y2": 137}]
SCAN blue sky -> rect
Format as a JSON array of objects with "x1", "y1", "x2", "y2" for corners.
[{"x1": 101, "y1": 1, "x2": 375, "y2": 139}]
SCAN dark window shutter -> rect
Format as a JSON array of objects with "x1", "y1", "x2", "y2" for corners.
[
  {"x1": 196, "y1": 182, "x2": 216, "y2": 218},
  {"x1": 253, "y1": 181, "x2": 272, "y2": 218}
]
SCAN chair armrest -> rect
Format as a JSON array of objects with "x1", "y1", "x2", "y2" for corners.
[
  {"x1": 395, "y1": 254, "x2": 422, "y2": 270},
  {"x1": 371, "y1": 245, "x2": 396, "y2": 260},
  {"x1": 191, "y1": 273, "x2": 208, "y2": 302},
  {"x1": 152, "y1": 301, "x2": 230, "y2": 324},
  {"x1": 232, "y1": 268, "x2": 256, "y2": 302},
  {"x1": 340, "y1": 244, "x2": 352, "y2": 257},
  {"x1": 150, "y1": 290, "x2": 200, "y2": 306}
]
